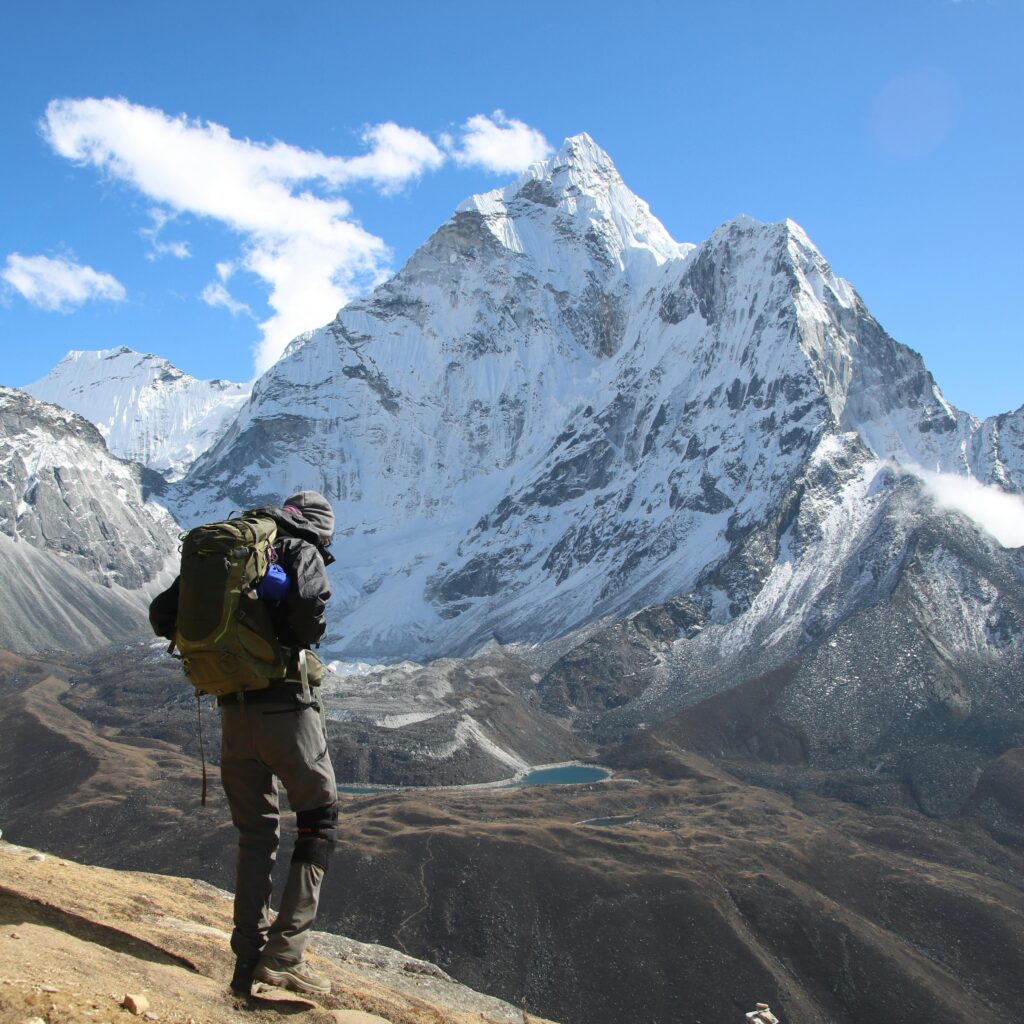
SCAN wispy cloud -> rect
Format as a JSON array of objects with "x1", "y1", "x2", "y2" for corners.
[
  {"x1": 1, "y1": 253, "x2": 126, "y2": 312},
  {"x1": 449, "y1": 111, "x2": 553, "y2": 173},
  {"x1": 140, "y1": 209, "x2": 191, "y2": 261},
  {"x1": 41, "y1": 97, "x2": 551, "y2": 373},
  {"x1": 201, "y1": 281, "x2": 253, "y2": 318},
  {"x1": 913, "y1": 468, "x2": 1024, "y2": 548}
]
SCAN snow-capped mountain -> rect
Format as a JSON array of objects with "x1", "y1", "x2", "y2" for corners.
[
  {"x1": 0, "y1": 386, "x2": 178, "y2": 652},
  {"x1": 27, "y1": 347, "x2": 250, "y2": 480},
  {"x1": 169, "y1": 134, "x2": 1022, "y2": 661}
]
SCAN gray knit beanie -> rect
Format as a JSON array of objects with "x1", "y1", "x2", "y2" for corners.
[{"x1": 283, "y1": 489, "x2": 335, "y2": 545}]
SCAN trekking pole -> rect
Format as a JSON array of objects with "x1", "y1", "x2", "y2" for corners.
[{"x1": 196, "y1": 692, "x2": 208, "y2": 807}]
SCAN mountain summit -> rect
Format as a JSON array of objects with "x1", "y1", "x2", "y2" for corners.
[{"x1": 457, "y1": 132, "x2": 688, "y2": 277}]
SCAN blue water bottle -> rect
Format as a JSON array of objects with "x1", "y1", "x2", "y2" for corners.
[{"x1": 257, "y1": 562, "x2": 291, "y2": 601}]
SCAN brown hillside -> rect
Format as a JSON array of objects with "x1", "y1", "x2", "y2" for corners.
[{"x1": 0, "y1": 840, "x2": 553, "y2": 1024}]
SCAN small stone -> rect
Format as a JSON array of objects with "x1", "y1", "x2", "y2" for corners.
[
  {"x1": 121, "y1": 994, "x2": 150, "y2": 1016},
  {"x1": 143, "y1": 1014, "x2": 159, "y2": 1021},
  {"x1": 331, "y1": 1012, "x2": 391, "y2": 1024},
  {"x1": 9, "y1": 932, "x2": 20, "y2": 940},
  {"x1": 40, "y1": 985, "x2": 58, "y2": 993},
  {"x1": 27, "y1": 854, "x2": 45, "y2": 863},
  {"x1": 25, "y1": 1017, "x2": 46, "y2": 1024}
]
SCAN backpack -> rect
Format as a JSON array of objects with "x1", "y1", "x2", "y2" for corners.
[{"x1": 174, "y1": 511, "x2": 290, "y2": 697}]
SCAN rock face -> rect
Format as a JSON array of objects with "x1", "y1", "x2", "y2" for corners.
[
  {"x1": 0, "y1": 386, "x2": 178, "y2": 652},
  {"x1": 167, "y1": 134, "x2": 1022, "y2": 667},
  {"x1": 26, "y1": 346, "x2": 250, "y2": 480},
  {"x1": 969, "y1": 402, "x2": 1024, "y2": 491}
]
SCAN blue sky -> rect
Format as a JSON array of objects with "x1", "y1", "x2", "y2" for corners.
[{"x1": 1, "y1": 0, "x2": 1020, "y2": 417}]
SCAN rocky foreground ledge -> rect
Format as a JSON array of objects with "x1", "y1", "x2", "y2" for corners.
[{"x1": 0, "y1": 839, "x2": 554, "y2": 1024}]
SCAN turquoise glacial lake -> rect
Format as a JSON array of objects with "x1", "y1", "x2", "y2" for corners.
[{"x1": 518, "y1": 766, "x2": 611, "y2": 786}]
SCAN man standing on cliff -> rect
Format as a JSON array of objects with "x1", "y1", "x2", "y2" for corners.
[{"x1": 150, "y1": 490, "x2": 338, "y2": 998}]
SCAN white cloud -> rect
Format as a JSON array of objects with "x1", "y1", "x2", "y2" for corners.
[
  {"x1": 914, "y1": 468, "x2": 1024, "y2": 548},
  {"x1": 201, "y1": 282, "x2": 253, "y2": 318},
  {"x1": 451, "y1": 111, "x2": 552, "y2": 173},
  {"x1": 41, "y1": 97, "x2": 552, "y2": 372},
  {"x1": 344, "y1": 121, "x2": 446, "y2": 191},
  {"x1": 1, "y1": 253, "x2": 126, "y2": 312},
  {"x1": 41, "y1": 97, "x2": 447, "y2": 371}
]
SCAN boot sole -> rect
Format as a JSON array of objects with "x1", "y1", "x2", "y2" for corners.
[{"x1": 254, "y1": 965, "x2": 330, "y2": 996}]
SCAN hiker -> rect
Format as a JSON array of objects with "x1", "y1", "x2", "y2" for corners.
[{"x1": 149, "y1": 490, "x2": 338, "y2": 998}]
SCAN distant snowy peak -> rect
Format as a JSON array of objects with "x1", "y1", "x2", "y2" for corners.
[{"x1": 26, "y1": 346, "x2": 250, "y2": 479}]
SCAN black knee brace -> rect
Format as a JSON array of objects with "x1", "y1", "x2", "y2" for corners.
[{"x1": 293, "y1": 802, "x2": 338, "y2": 871}]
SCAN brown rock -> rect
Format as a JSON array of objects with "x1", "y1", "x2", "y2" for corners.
[
  {"x1": 331, "y1": 1011, "x2": 391, "y2": 1024},
  {"x1": 121, "y1": 993, "x2": 150, "y2": 1015}
]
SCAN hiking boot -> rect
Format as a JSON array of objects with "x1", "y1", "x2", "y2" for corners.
[
  {"x1": 229, "y1": 958, "x2": 258, "y2": 996},
  {"x1": 254, "y1": 957, "x2": 331, "y2": 995}
]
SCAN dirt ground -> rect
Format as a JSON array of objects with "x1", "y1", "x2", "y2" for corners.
[{"x1": 0, "y1": 841, "x2": 548, "y2": 1024}]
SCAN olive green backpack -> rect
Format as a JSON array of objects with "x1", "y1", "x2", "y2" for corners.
[{"x1": 174, "y1": 512, "x2": 289, "y2": 697}]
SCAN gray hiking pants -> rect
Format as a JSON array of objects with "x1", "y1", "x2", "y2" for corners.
[{"x1": 219, "y1": 694, "x2": 337, "y2": 966}]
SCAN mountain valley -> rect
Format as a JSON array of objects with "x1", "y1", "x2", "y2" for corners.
[{"x1": 2, "y1": 133, "x2": 1024, "y2": 1024}]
